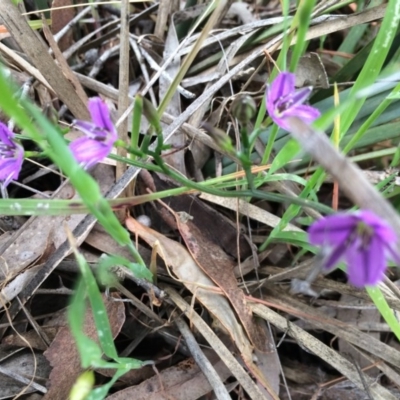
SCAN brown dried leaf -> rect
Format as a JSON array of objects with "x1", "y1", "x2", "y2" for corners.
[
  {"x1": 265, "y1": 289, "x2": 400, "y2": 368},
  {"x1": 85, "y1": 223, "x2": 151, "y2": 264},
  {"x1": 337, "y1": 294, "x2": 380, "y2": 374},
  {"x1": 125, "y1": 217, "x2": 252, "y2": 356},
  {"x1": 43, "y1": 18, "x2": 88, "y2": 106},
  {"x1": 99, "y1": 365, "x2": 154, "y2": 386},
  {"x1": 252, "y1": 303, "x2": 397, "y2": 400},
  {"x1": 106, "y1": 355, "x2": 231, "y2": 400},
  {"x1": 294, "y1": 52, "x2": 329, "y2": 88},
  {"x1": 50, "y1": 0, "x2": 74, "y2": 52},
  {"x1": 3, "y1": 327, "x2": 59, "y2": 351},
  {"x1": 0, "y1": 0, "x2": 89, "y2": 120},
  {"x1": 0, "y1": 183, "x2": 75, "y2": 282},
  {"x1": 175, "y1": 215, "x2": 268, "y2": 352},
  {"x1": 149, "y1": 174, "x2": 252, "y2": 259},
  {"x1": 130, "y1": 216, "x2": 279, "y2": 394},
  {"x1": 252, "y1": 325, "x2": 281, "y2": 398},
  {"x1": 0, "y1": 350, "x2": 51, "y2": 398},
  {"x1": 43, "y1": 295, "x2": 125, "y2": 400}
]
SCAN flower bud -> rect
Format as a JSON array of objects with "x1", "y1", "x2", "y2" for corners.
[
  {"x1": 230, "y1": 95, "x2": 257, "y2": 123},
  {"x1": 201, "y1": 122, "x2": 234, "y2": 153}
]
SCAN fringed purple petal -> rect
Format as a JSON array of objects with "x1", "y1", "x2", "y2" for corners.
[
  {"x1": 267, "y1": 72, "x2": 296, "y2": 104},
  {"x1": 88, "y1": 97, "x2": 116, "y2": 137},
  {"x1": 283, "y1": 104, "x2": 320, "y2": 124},
  {"x1": 0, "y1": 143, "x2": 24, "y2": 187},
  {"x1": 356, "y1": 210, "x2": 397, "y2": 243},
  {"x1": 265, "y1": 72, "x2": 319, "y2": 131},
  {"x1": 321, "y1": 242, "x2": 347, "y2": 271},
  {"x1": 268, "y1": 112, "x2": 289, "y2": 131},
  {"x1": 73, "y1": 121, "x2": 108, "y2": 140},
  {"x1": 0, "y1": 123, "x2": 15, "y2": 147},
  {"x1": 346, "y1": 236, "x2": 386, "y2": 287},
  {"x1": 70, "y1": 97, "x2": 117, "y2": 168},
  {"x1": 308, "y1": 213, "x2": 357, "y2": 246},
  {"x1": 0, "y1": 159, "x2": 19, "y2": 186},
  {"x1": 309, "y1": 209, "x2": 398, "y2": 288},
  {"x1": 286, "y1": 87, "x2": 313, "y2": 107},
  {"x1": 69, "y1": 137, "x2": 112, "y2": 169}
]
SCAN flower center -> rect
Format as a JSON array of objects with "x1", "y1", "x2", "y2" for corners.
[
  {"x1": 276, "y1": 97, "x2": 294, "y2": 115},
  {"x1": 350, "y1": 221, "x2": 374, "y2": 249},
  {"x1": 0, "y1": 143, "x2": 16, "y2": 158},
  {"x1": 89, "y1": 127, "x2": 108, "y2": 142}
]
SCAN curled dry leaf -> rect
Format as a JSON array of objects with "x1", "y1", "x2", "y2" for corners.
[
  {"x1": 0, "y1": 351, "x2": 51, "y2": 397},
  {"x1": 3, "y1": 326, "x2": 59, "y2": 351},
  {"x1": 126, "y1": 216, "x2": 280, "y2": 397},
  {"x1": 50, "y1": 0, "x2": 75, "y2": 52},
  {"x1": 150, "y1": 174, "x2": 252, "y2": 259},
  {"x1": 174, "y1": 212, "x2": 269, "y2": 353},
  {"x1": 125, "y1": 216, "x2": 253, "y2": 357}
]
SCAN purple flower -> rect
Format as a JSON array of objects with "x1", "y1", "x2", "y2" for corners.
[
  {"x1": 308, "y1": 210, "x2": 400, "y2": 287},
  {"x1": 70, "y1": 97, "x2": 117, "y2": 169},
  {"x1": 266, "y1": 72, "x2": 320, "y2": 131},
  {"x1": 0, "y1": 123, "x2": 24, "y2": 188}
]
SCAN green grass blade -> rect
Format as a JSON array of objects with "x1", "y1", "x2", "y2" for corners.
[
  {"x1": 289, "y1": 0, "x2": 317, "y2": 72},
  {"x1": 367, "y1": 286, "x2": 400, "y2": 341},
  {"x1": 86, "y1": 368, "x2": 130, "y2": 400},
  {"x1": 338, "y1": 0, "x2": 400, "y2": 138},
  {"x1": 157, "y1": 0, "x2": 225, "y2": 116},
  {"x1": 74, "y1": 249, "x2": 118, "y2": 360},
  {"x1": 343, "y1": 81, "x2": 400, "y2": 153},
  {"x1": 131, "y1": 95, "x2": 143, "y2": 153},
  {"x1": 97, "y1": 254, "x2": 152, "y2": 285},
  {"x1": 68, "y1": 280, "x2": 104, "y2": 368}
]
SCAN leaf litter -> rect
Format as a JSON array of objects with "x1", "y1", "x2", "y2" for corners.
[{"x1": 0, "y1": 1, "x2": 400, "y2": 400}]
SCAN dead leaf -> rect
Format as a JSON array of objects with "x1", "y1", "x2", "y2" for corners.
[
  {"x1": 51, "y1": 0, "x2": 75, "y2": 52},
  {"x1": 3, "y1": 327, "x2": 59, "y2": 351},
  {"x1": 0, "y1": 181, "x2": 74, "y2": 283},
  {"x1": 125, "y1": 217, "x2": 252, "y2": 356},
  {"x1": 0, "y1": 1, "x2": 89, "y2": 120},
  {"x1": 100, "y1": 365, "x2": 154, "y2": 386},
  {"x1": 174, "y1": 215, "x2": 268, "y2": 352},
  {"x1": 106, "y1": 354, "x2": 231, "y2": 400},
  {"x1": 43, "y1": 17, "x2": 88, "y2": 106},
  {"x1": 252, "y1": 324, "x2": 281, "y2": 398},
  {"x1": 0, "y1": 350, "x2": 50, "y2": 398},
  {"x1": 43, "y1": 295, "x2": 125, "y2": 400},
  {"x1": 126, "y1": 216, "x2": 280, "y2": 397},
  {"x1": 148, "y1": 174, "x2": 252, "y2": 259},
  {"x1": 199, "y1": 192, "x2": 303, "y2": 233},
  {"x1": 337, "y1": 294, "x2": 381, "y2": 375},
  {"x1": 1, "y1": 265, "x2": 44, "y2": 306},
  {"x1": 85, "y1": 223, "x2": 152, "y2": 265},
  {"x1": 293, "y1": 52, "x2": 329, "y2": 88}
]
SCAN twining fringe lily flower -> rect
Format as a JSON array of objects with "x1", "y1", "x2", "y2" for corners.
[
  {"x1": 266, "y1": 72, "x2": 320, "y2": 131},
  {"x1": 0, "y1": 123, "x2": 24, "y2": 188},
  {"x1": 70, "y1": 97, "x2": 117, "y2": 169},
  {"x1": 308, "y1": 210, "x2": 400, "y2": 287}
]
